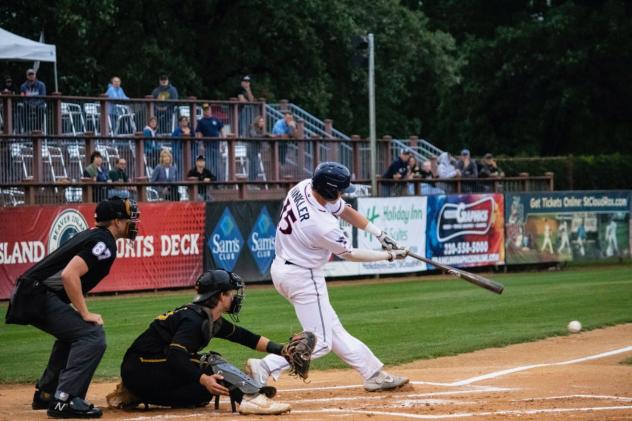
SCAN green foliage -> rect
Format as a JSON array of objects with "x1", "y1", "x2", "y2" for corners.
[
  {"x1": 497, "y1": 154, "x2": 632, "y2": 190},
  {"x1": 1, "y1": 1, "x2": 630, "y2": 155},
  {"x1": 1, "y1": 264, "x2": 631, "y2": 383}
]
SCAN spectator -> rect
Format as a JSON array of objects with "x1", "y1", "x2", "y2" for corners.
[
  {"x1": 187, "y1": 155, "x2": 216, "y2": 200},
  {"x1": 105, "y1": 76, "x2": 129, "y2": 134},
  {"x1": 437, "y1": 152, "x2": 460, "y2": 178},
  {"x1": 478, "y1": 153, "x2": 503, "y2": 178},
  {"x1": 456, "y1": 149, "x2": 478, "y2": 178},
  {"x1": 437, "y1": 152, "x2": 460, "y2": 193},
  {"x1": 382, "y1": 148, "x2": 412, "y2": 196},
  {"x1": 171, "y1": 116, "x2": 191, "y2": 170},
  {"x1": 108, "y1": 158, "x2": 131, "y2": 199},
  {"x1": 143, "y1": 116, "x2": 159, "y2": 168},
  {"x1": 247, "y1": 115, "x2": 269, "y2": 181},
  {"x1": 456, "y1": 148, "x2": 478, "y2": 192},
  {"x1": 20, "y1": 68, "x2": 46, "y2": 101},
  {"x1": 407, "y1": 155, "x2": 422, "y2": 179},
  {"x1": 236, "y1": 75, "x2": 255, "y2": 102},
  {"x1": 236, "y1": 75, "x2": 255, "y2": 137},
  {"x1": 83, "y1": 151, "x2": 108, "y2": 202},
  {"x1": 3, "y1": 75, "x2": 15, "y2": 94},
  {"x1": 272, "y1": 112, "x2": 296, "y2": 165},
  {"x1": 151, "y1": 149, "x2": 179, "y2": 201},
  {"x1": 105, "y1": 76, "x2": 128, "y2": 100},
  {"x1": 83, "y1": 151, "x2": 108, "y2": 182},
  {"x1": 151, "y1": 75, "x2": 178, "y2": 133},
  {"x1": 20, "y1": 68, "x2": 47, "y2": 132},
  {"x1": 151, "y1": 74, "x2": 178, "y2": 101},
  {"x1": 419, "y1": 160, "x2": 434, "y2": 179},
  {"x1": 195, "y1": 103, "x2": 224, "y2": 179}
]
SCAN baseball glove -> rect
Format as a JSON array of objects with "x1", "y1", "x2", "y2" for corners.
[{"x1": 282, "y1": 331, "x2": 317, "y2": 381}]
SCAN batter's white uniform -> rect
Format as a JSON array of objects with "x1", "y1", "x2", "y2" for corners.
[{"x1": 260, "y1": 179, "x2": 384, "y2": 380}]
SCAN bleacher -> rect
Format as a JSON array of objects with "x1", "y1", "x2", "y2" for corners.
[{"x1": 0, "y1": 93, "x2": 554, "y2": 207}]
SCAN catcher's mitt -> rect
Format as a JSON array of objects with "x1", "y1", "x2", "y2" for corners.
[{"x1": 282, "y1": 331, "x2": 317, "y2": 381}]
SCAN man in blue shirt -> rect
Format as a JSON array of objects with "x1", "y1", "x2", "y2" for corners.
[
  {"x1": 196, "y1": 103, "x2": 224, "y2": 179},
  {"x1": 20, "y1": 68, "x2": 47, "y2": 132},
  {"x1": 272, "y1": 112, "x2": 296, "y2": 165}
]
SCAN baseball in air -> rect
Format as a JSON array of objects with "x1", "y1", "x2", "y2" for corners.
[{"x1": 567, "y1": 320, "x2": 582, "y2": 333}]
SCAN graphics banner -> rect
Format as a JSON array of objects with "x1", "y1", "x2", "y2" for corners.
[
  {"x1": 204, "y1": 201, "x2": 282, "y2": 282},
  {"x1": 426, "y1": 194, "x2": 505, "y2": 267},
  {"x1": 504, "y1": 191, "x2": 631, "y2": 264},
  {"x1": 0, "y1": 202, "x2": 205, "y2": 299}
]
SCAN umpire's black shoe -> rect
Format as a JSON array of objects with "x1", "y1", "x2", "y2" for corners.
[
  {"x1": 32, "y1": 389, "x2": 51, "y2": 410},
  {"x1": 47, "y1": 397, "x2": 103, "y2": 419}
]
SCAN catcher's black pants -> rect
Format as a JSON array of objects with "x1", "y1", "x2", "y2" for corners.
[
  {"x1": 121, "y1": 349, "x2": 214, "y2": 407},
  {"x1": 32, "y1": 290, "x2": 107, "y2": 399}
]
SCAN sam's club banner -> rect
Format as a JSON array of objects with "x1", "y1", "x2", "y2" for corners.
[
  {"x1": 504, "y1": 191, "x2": 630, "y2": 264},
  {"x1": 426, "y1": 194, "x2": 505, "y2": 268},
  {"x1": 204, "y1": 201, "x2": 282, "y2": 282}
]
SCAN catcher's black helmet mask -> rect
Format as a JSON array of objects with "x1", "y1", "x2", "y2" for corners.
[{"x1": 193, "y1": 269, "x2": 245, "y2": 316}]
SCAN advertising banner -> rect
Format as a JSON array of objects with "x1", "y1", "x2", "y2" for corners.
[
  {"x1": 204, "y1": 201, "x2": 282, "y2": 282},
  {"x1": 504, "y1": 191, "x2": 630, "y2": 264},
  {"x1": 0, "y1": 202, "x2": 205, "y2": 299},
  {"x1": 425, "y1": 194, "x2": 505, "y2": 267},
  {"x1": 324, "y1": 197, "x2": 427, "y2": 276}
]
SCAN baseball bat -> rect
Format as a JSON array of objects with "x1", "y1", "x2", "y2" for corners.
[{"x1": 407, "y1": 251, "x2": 504, "y2": 294}]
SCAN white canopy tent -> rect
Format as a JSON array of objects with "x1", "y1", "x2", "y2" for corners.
[{"x1": 0, "y1": 27, "x2": 58, "y2": 91}]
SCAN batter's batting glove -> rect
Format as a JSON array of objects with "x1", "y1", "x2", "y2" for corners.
[
  {"x1": 377, "y1": 231, "x2": 400, "y2": 251},
  {"x1": 387, "y1": 248, "x2": 409, "y2": 262}
]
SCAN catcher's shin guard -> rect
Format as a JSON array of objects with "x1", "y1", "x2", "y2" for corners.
[{"x1": 200, "y1": 352, "x2": 277, "y2": 398}]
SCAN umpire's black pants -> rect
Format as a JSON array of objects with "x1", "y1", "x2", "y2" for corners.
[
  {"x1": 121, "y1": 349, "x2": 213, "y2": 407},
  {"x1": 32, "y1": 290, "x2": 107, "y2": 399}
]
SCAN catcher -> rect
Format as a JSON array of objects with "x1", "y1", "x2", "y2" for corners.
[{"x1": 108, "y1": 269, "x2": 315, "y2": 415}]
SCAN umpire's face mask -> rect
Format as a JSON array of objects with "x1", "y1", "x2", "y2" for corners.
[{"x1": 123, "y1": 200, "x2": 140, "y2": 240}]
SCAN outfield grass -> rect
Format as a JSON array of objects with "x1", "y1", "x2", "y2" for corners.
[{"x1": 1, "y1": 265, "x2": 631, "y2": 383}]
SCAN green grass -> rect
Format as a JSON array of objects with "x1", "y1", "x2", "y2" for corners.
[{"x1": 1, "y1": 264, "x2": 631, "y2": 383}]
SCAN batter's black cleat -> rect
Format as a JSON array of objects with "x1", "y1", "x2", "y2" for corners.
[
  {"x1": 47, "y1": 397, "x2": 103, "y2": 419},
  {"x1": 32, "y1": 389, "x2": 51, "y2": 410}
]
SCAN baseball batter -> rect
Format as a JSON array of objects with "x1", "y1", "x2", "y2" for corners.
[{"x1": 247, "y1": 162, "x2": 410, "y2": 391}]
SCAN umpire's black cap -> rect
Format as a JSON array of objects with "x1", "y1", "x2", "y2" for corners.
[{"x1": 95, "y1": 198, "x2": 132, "y2": 222}]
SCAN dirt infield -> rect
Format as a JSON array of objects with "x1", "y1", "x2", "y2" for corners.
[{"x1": 1, "y1": 324, "x2": 631, "y2": 420}]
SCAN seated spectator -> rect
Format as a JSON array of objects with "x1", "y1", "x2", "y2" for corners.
[
  {"x1": 105, "y1": 76, "x2": 129, "y2": 134},
  {"x1": 151, "y1": 75, "x2": 178, "y2": 133},
  {"x1": 272, "y1": 112, "x2": 296, "y2": 164},
  {"x1": 187, "y1": 155, "x2": 216, "y2": 200},
  {"x1": 456, "y1": 149, "x2": 478, "y2": 178},
  {"x1": 382, "y1": 148, "x2": 412, "y2": 196},
  {"x1": 108, "y1": 158, "x2": 131, "y2": 199},
  {"x1": 83, "y1": 151, "x2": 108, "y2": 201},
  {"x1": 478, "y1": 153, "x2": 504, "y2": 177},
  {"x1": 143, "y1": 116, "x2": 159, "y2": 167},
  {"x1": 437, "y1": 152, "x2": 460, "y2": 178},
  {"x1": 84, "y1": 151, "x2": 108, "y2": 182},
  {"x1": 407, "y1": 155, "x2": 422, "y2": 179},
  {"x1": 20, "y1": 68, "x2": 47, "y2": 132},
  {"x1": 196, "y1": 103, "x2": 224, "y2": 178},
  {"x1": 151, "y1": 149, "x2": 179, "y2": 201},
  {"x1": 437, "y1": 152, "x2": 460, "y2": 193},
  {"x1": 419, "y1": 160, "x2": 434, "y2": 179},
  {"x1": 247, "y1": 115, "x2": 269, "y2": 181}
]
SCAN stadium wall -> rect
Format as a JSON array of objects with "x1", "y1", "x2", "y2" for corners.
[{"x1": 0, "y1": 191, "x2": 630, "y2": 299}]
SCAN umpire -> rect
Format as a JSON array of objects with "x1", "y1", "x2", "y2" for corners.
[{"x1": 5, "y1": 197, "x2": 140, "y2": 419}]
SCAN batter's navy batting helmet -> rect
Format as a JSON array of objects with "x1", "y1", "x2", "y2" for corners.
[
  {"x1": 193, "y1": 269, "x2": 245, "y2": 315},
  {"x1": 312, "y1": 162, "x2": 355, "y2": 200}
]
